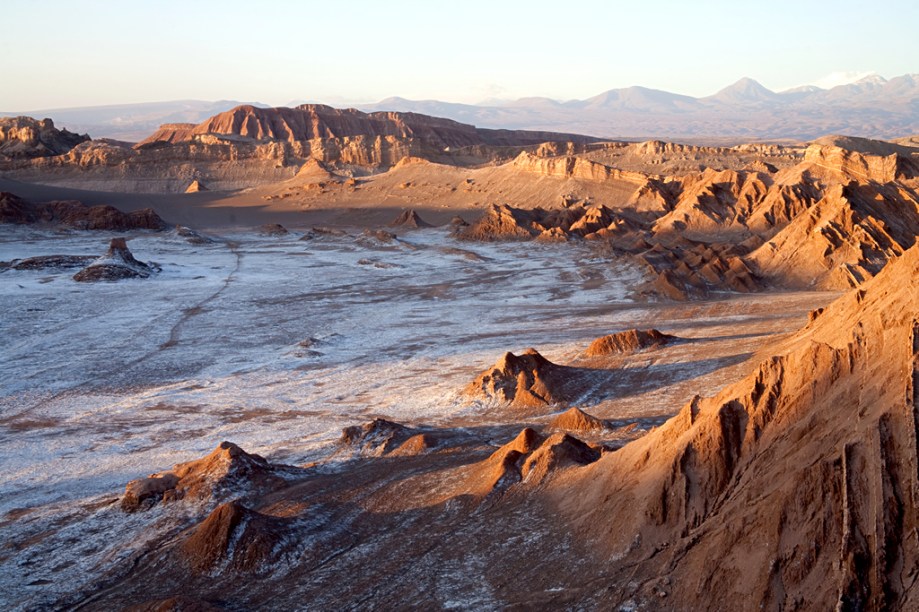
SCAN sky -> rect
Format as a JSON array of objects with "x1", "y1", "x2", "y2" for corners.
[{"x1": 2, "y1": 0, "x2": 918, "y2": 110}]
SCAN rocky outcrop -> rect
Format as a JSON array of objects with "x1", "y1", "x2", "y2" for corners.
[
  {"x1": 457, "y1": 204, "x2": 544, "y2": 241},
  {"x1": 256, "y1": 223, "x2": 288, "y2": 236},
  {"x1": 564, "y1": 244, "x2": 919, "y2": 609},
  {"x1": 651, "y1": 169, "x2": 770, "y2": 239},
  {"x1": 463, "y1": 428, "x2": 545, "y2": 495},
  {"x1": 388, "y1": 209, "x2": 432, "y2": 228},
  {"x1": 120, "y1": 105, "x2": 598, "y2": 176},
  {"x1": 180, "y1": 501, "x2": 290, "y2": 574},
  {"x1": 339, "y1": 418, "x2": 417, "y2": 457},
  {"x1": 73, "y1": 238, "x2": 158, "y2": 282},
  {"x1": 634, "y1": 238, "x2": 762, "y2": 300},
  {"x1": 0, "y1": 191, "x2": 33, "y2": 224},
  {"x1": 584, "y1": 329, "x2": 677, "y2": 356},
  {"x1": 549, "y1": 407, "x2": 607, "y2": 433},
  {"x1": 121, "y1": 442, "x2": 283, "y2": 512},
  {"x1": 0, "y1": 192, "x2": 166, "y2": 230},
  {"x1": 138, "y1": 123, "x2": 197, "y2": 147},
  {"x1": 174, "y1": 225, "x2": 215, "y2": 244},
  {"x1": 803, "y1": 144, "x2": 907, "y2": 182},
  {"x1": 466, "y1": 348, "x2": 572, "y2": 410},
  {"x1": 521, "y1": 433, "x2": 600, "y2": 484},
  {"x1": 458, "y1": 203, "x2": 634, "y2": 242},
  {"x1": 185, "y1": 179, "x2": 208, "y2": 193},
  {"x1": 0, "y1": 116, "x2": 89, "y2": 158},
  {"x1": 511, "y1": 152, "x2": 649, "y2": 183},
  {"x1": 2, "y1": 254, "x2": 95, "y2": 271},
  {"x1": 139, "y1": 104, "x2": 596, "y2": 150},
  {"x1": 464, "y1": 427, "x2": 600, "y2": 494},
  {"x1": 747, "y1": 181, "x2": 919, "y2": 289}
]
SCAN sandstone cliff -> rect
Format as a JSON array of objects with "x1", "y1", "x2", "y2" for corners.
[
  {"x1": 138, "y1": 104, "x2": 597, "y2": 150},
  {"x1": 559, "y1": 244, "x2": 919, "y2": 609},
  {"x1": 0, "y1": 116, "x2": 89, "y2": 158}
]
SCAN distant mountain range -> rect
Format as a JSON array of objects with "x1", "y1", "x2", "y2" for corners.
[
  {"x1": 357, "y1": 75, "x2": 919, "y2": 142},
  {"x1": 3, "y1": 74, "x2": 918, "y2": 142}
]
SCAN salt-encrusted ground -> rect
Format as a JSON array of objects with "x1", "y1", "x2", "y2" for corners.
[{"x1": 0, "y1": 225, "x2": 832, "y2": 608}]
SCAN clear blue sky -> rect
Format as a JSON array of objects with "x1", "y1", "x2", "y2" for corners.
[{"x1": 2, "y1": 0, "x2": 917, "y2": 110}]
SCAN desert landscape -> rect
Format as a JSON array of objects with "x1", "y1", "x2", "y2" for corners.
[
  {"x1": 2, "y1": 3, "x2": 919, "y2": 610},
  {"x1": 2, "y1": 99, "x2": 918, "y2": 610}
]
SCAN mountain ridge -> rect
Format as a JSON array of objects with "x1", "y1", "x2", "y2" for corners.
[{"x1": 6, "y1": 73, "x2": 919, "y2": 142}]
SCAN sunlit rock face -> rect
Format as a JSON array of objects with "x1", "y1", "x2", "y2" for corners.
[{"x1": 0, "y1": 116, "x2": 88, "y2": 158}]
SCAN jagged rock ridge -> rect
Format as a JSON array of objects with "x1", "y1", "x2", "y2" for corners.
[
  {"x1": 561, "y1": 244, "x2": 919, "y2": 609},
  {"x1": 0, "y1": 116, "x2": 88, "y2": 158}
]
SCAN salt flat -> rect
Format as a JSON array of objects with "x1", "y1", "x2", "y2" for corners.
[{"x1": 0, "y1": 225, "x2": 831, "y2": 608}]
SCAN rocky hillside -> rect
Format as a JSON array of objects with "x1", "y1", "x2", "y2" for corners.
[
  {"x1": 559, "y1": 243, "x2": 919, "y2": 609},
  {"x1": 137, "y1": 104, "x2": 597, "y2": 149},
  {"x1": 0, "y1": 106, "x2": 600, "y2": 192},
  {"x1": 455, "y1": 136, "x2": 919, "y2": 296}
]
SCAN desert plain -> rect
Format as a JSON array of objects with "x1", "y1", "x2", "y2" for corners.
[{"x1": 1, "y1": 103, "x2": 918, "y2": 610}]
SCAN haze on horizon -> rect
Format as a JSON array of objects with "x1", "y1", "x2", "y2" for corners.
[{"x1": 1, "y1": 0, "x2": 918, "y2": 111}]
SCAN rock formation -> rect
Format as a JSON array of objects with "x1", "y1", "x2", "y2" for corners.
[
  {"x1": 462, "y1": 428, "x2": 545, "y2": 496},
  {"x1": 73, "y1": 238, "x2": 158, "y2": 282},
  {"x1": 387, "y1": 209, "x2": 432, "y2": 228},
  {"x1": 466, "y1": 348, "x2": 572, "y2": 410},
  {"x1": 0, "y1": 192, "x2": 166, "y2": 230},
  {"x1": 561, "y1": 243, "x2": 919, "y2": 609},
  {"x1": 137, "y1": 104, "x2": 596, "y2": 151},
  {"x1": 0, "y1": 116, "x2": 89, "y2": 158},
  {"x1": 548, "y1": 407, "x2": 607, "y2": 432},
  {"x1": 121, "y1": 441, "x2": 283, "y2": 512},
  {"x1": 584, "y1": 329, "x2": 678, "y2": 356},
  {"x1": 180, "y1": 501, "x2": 290, "y2": 573},
  {"x1": 746, "y1": 181, "x2": 919, "y2": 289},
  {"x1": 174, "y1": 225, "x2": 215, "y2": 244},
  {"x1": 2, "y1": 254, "x2": 95, "y2": 271},
  {"x1": 457, "y1": 203, "x2": 634, "y2": 242},
  {"x1": 446, "y1": 136, "x2": 919, "y2": 297},
  {"x1": 257, "y1": 223, "x2": 288, "y2": 236},
  {"x1": 339, "y1": 418, "x2": 417, "y2": 457},
  {"x1": 185, "y1": 179, "x2": 208, "y2": 193},
  {"x1": 520, "y1": 433, "x2": 600, "y2": 484},
  {"x1": 461, "y1": 428, "x2": 601, "y2": 495}
]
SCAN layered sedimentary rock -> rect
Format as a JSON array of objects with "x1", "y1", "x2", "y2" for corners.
[
  {"x1": 455, "y1": 137, "x2": 919, "y2": 297},
  {"x1": 0, "y1": 106, "x2": 601, "y2": 192},
  {"x1": 137, "y1": 104, "x2": 596, "y2": 150},
  {"x1": 0, "y1": 116, "x2": 89, "y2": 158},
  {"x1": 746, "y1": 181, "x2": 919, "y2": 289}
]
